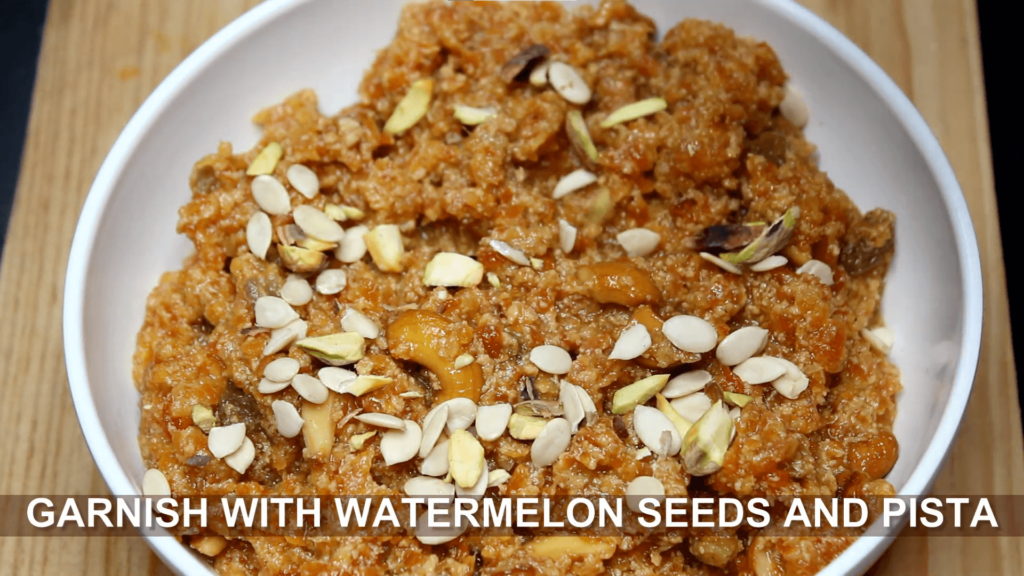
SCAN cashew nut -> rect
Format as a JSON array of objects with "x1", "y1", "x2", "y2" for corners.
[
  {"x1": 386, "y1": 310, "x2": 483, "y2": 402},
  {"x1": 577, "y1": 262, "x2": 661, "y2": 307}
]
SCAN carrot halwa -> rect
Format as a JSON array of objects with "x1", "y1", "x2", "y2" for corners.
[{"x1": 133, "y1": 0, "x2": 901, "y2": 574}]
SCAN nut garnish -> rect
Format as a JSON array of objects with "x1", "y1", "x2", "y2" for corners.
[
  {"x1": 440, "y1": 397, "x2": 478, "y2": 433},
  {"x1": 315, "y1": 269, "x2": 347, "y2": 295},
  {"x1": 532, "y1": 417, "x2": 572, "y2": 468},
  {"x1": 363, "y1": 224, "x2": 405, "y2": 272},
  {"x1": 508, "y1": 413, "x2": 548, "y2": 440},
  {"x1": 722, "y1": 391, "x2": 753, "y2": 408},
  {"x1": 635, "y1": 447, "x2": 652, "y2": 460},
  {"x1": 721, "y1": 208, "x2": 798, "y2": 265},
  {"x1": 355, "y1": 412, "x2": 407, "y2": 430},
  {"x1": 695, "y1": 223, "x2": 764, "y2": 254},
  {"x1": 317, "y1": 366, "x2": 357, "y2": 393},
  {"x1": 387, "y1": 310, "x2": 484, "y2": 401},
  {"x1": 208, "y1": 423, "x2": 246, "y2": 458},
  {"x1": 574, "y1": 385, "x2": 598, "y2": 425},
  {"x1": 453, "y1": 354, "x2": 474, "y2": 370},
  {"x1": 487, "y1": 272, "x2": 501, "y2": 288},
  {"x1": 656, "y1": 393, "x2": 693, "y2": 442},
  {"x1": 716, "y1": 326, "x2": 769, "y2": 366},
  {"x1": 553, "y1": 169, "x2": 598, "y2": 199},
  {"x1": 861, "y1": 326, "x2": 894, "y2": 354},
  {"x1": 291, "y1": 373, "x2": 329, "y2": 404},
  {"x1": 262, "y1": 319, "x2": 307, "y2": 356},
  {"x1": 296, "y1": 235, "x2": 337, "y2": 253},
  {"x1": 611, "y1": 374, "x2": 669, "y2": 414},
  {"x1": 455, "y1": 460, "x2": 490, "y2": 499},
  {"x1": 419, "y1": 403, "x2": 450, "y2": 458},
  {"x1": 264, "y1": 357, "x2": 300, "y2": 382},
  {"x1": 566, "y1": 110, "x2": 598, "y2": 162},
  {"x1": 285, "y1": 164, "x2": 320, "y2": 199},
  {"x1": 349, "y1": 430, "x2": 376, "y2": 451},
  {"x1": 587, "y1": 188, "x2": 613, "y2": 223},
  {"x1": 488, "y1": 239, "x2": 530, "y2": 266},
  {"x1": 530, "y1": 257, "x2": 543, "y2": 270},
  {"x1": 750, "y1": 254, "x2": 788, "y2": 272},
  {"x1": 488, "y1": 469, "x2": 512, "y2": 488},
  {"x1": 699, "y1": 251, "x2": 742, "y2": 274},
  {"x1": 346, "y1": 375, "x2": 394, "y2": 397},
  {"x1": 548, "y1": 61, "x2": 591, "y2": 104},
  {"x1": 770, "y1": 358, "x2": 810, "y2": 399},
  {"x1": 280, "y1": 274, "x2": 313, "y2": 306},
  {"x1": 255, "y1": 296, "x2": 299, "y2": 329},
  {"x1": 500, "y1": 44, "x2": 550, "y2": 83},
  {"x1": 529, "y1": 344, "x2": 573, "y2": 375},
  {"x1": 662, "y1": 370, "x2": 712, "y2": 399},
  {"x1": 633, "y1": 405, "x2": 682, "y2": 457},
  {"x1": 380, "y1": 420, "x2": 422, "y2": 466},
  {"x1": 608, "y1": 324, "x2": 652, "y2": 361},
  {"x1": 780, "y1": 84, "x2": 809, "y2": 128},
  {"x1": 341, "y1": 308, "x2": 380, "y2": 339},
  {"x1": 670, "y1": 393, "x2": 712, "y2": 423},
  {"x1": 404, "y1": 476, "x2": 456, "y2": 498},
  {"x1": 617, "y1": 228, "x2": 661, "y2": 257},
  {"x1": 258, "y1": 378, "x2": 290, "y2": 394},
  {"x1": 224, "y1": 437, "x2": 256, "y2": 474},
  {"x1": 271, "y1": 400, "x2": 304, "y2": 438},
  {"x1": 142, "y1": 468, "x2": 171, "y2": 497},
  {"x1": 251, "y1": 175, "x2": 291, "y2": 215},
  {"x1": 399, "y1": 391, "x2": 425, "y2": 399},
  {"x1": 558, "y1": 219, "x2": 578, "y2": 253},
  {"x1": 384, "y1": 78, "x2": 433, "y2": 135},
  {"x1": 324, "y1": 204, "x2": 349, "y2": 222},
  {"x1": 514, "y1": 399, "x2": 563, "y2": 418},
  {"x1": 529, "y1": 61, "x2": 550, "y2": 86},
  {"x1": 625, "y1": 476, "x2": 665, "y2": 513},
  {"x1": 559, "y1": 380, "x2": 585, "y2": 433},
  {"x1": 733, "y1": 356, "x2": 787, "y2": 384},
  {"x1": 330, "y1": 226, "x2": 366, "y2": 264},
  {"x1": 293, "y1": 205, "x2": 345, "y2": 243},
  {"x1": 448, "y1": 429, "x2": 485, "y2": 488},
  {"x1": 246, "y1": 211, "x2": 272, "y2": 259},
  {"x1": 278, "y1": 245, "x2": 326, "y2": 273},
  {"x1": 662, "y1": 314, "x2": 718, "y2": 354},
  {"x1": 423, "y1": 252, "x2": 485, "y2": 287},
  {"x1": 296, "y1": 332, "x2": 365, "y2": 366},
  {"x1": 680, "y1": 400, "x2": 733, "y2": 476},
  {"x1": 246, "y1": 142, "x2": 283, "y2": 176},
  {"x1": 797, "y1": 259, "x2": 834, "y2": 285},
  {"x1": 191, "y1": 405, "x2": 216, "y2": 433},
  {"x1": 453, "y1": 104, "x2": 497, "y2": 125},
  {"x1": 475, "y1": 403, "x2": 512, "y2": 441},
  {"x1": 420, "y1": 439, "x2": 450, "y2": 477},
  {"x1": 189, "y1": 536, "x2": 227, "y2": 558},
  {"x1": 600, "y1": 97, "x2": 668, "y2": 128},
  {"x1": 302, "y1": 397, "x2": 335, "y2": 459}
]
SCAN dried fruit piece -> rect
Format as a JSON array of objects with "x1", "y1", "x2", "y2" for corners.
[
  {"x1": 566, "y1": 109, "x2": 598, "y2": 162},
  {"x1": 600, "y1": 97, "x2": 667, "y2": 128},
  {"x1": 633, "y1": 405, "x2": 681, "y2": 457},
  {"x1": 247, "y1": 142, "x2": 283, "y2": 176},
  {"x1": 448, "y1": 429, "x2": 485, "y2": 488},
  {"x1": 548, "y1": 61, "x2": 591, "y2": 104},
  {"x1": 617, "y1": 228, "x2": 661, "y2": 257},
  {"x1": 611, "y1": 374, "x2": 669, "y2": 414},
  {"x1": 246, "y1": 211, "x2": 272, "y2": 259},
  {"x1": 380, "y1": 420, "x2": 422, "y2": 466},
  {"x1": 364, "y1": 224, "x2": 405, "y2": 272},
  {"x1": 500, "y1": 44, "x2": 550, "y2": 83},
  {"x1": 296, "y1": 332, "x2": 365, "y2": 366},
  {"x1": 680, "y1": 400, "x2": 734, "y2": 476},
  {"x1": 531, "y1": 418, "x2": 572, "y2": 467},
  {"x1": 453, "y1": 105, "x2": 497, "y2": 125},
  {"x1": 553, "y1": 169, "x2": 597, "y2": 199},
  {"x1": 384, "y1": 78, "x2": 433, "y2": 134}
]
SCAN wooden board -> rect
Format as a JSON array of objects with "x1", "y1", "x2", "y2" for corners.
[{"x1": 0, "y1": 0, "x2": 1019, "y2": 574}]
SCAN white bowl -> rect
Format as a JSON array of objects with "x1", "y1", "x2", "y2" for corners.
[{"x1": 64, "y1": 0, "x2": 982, "y2": 574}]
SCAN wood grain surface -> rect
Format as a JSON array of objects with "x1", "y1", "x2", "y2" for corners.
[{"x1": 0, "y1": 0, "x2": 1019, "y2": 574}]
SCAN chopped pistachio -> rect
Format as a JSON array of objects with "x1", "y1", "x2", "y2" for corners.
[
  {"x1": 246, "y1": 142, "x2": 283, "y2": 176},
  {"x1": 453, "y1": 105, "x2": 497, "y2": 125},
  {"x1": 295, "y1": 237, "x2": 337, "y2": 252},
  {"x1": 278, "y1": 245, "x2": 326, "y2": 273},
  {"x1": 586, "y1": 188, "x2": 612, "y2": 223},
  {"x1": 363, "y1": 224, "x2": 405, "y2": 272},
  {"x1": 324, "y1": 204, "x2": 349, "y2": 222},
  {"x1": 508, "y1": 413, "x2": 549, "y2": 440},
  {"x1": 721, "y1": 208, "x2": 799, "y2": 265},
  {"x1": 191, "y1": 405, "x2": 216, "y2": 433},
  {"x1": 384, "y1": 79, "x2": 433, "y2": 135},
  {"x1": 340, "y1": 205, "x2": 364, "y2": 220},
  {"x1": 566, "y1": 109, "x2": 598, "y2": 163},
  {"x1": 530, "y1": 257, "x2": 543, "y2": 271},
  {"x1": 722, "y1": 391, "x2": 753, "y2": 408},
  {"x1": 655, "y1": 393, "x2": 692, "y2": 444},
  {"x1": 599, "y1": 97, "x2": 668, "y2": 128},
  {"x1": 487, "y1": 272, "x2": 501, "y2": 288},
  {"x1": 349, "y1": 430, "x2": 377, "y2": 451},
  {"x1": 346, "y1": 375, "x2": 393, "y2": 397},
  {"x1": 680, "y1": 400, "x2": 734, "y2": 476},
  {"x1": 611, "y1": 374, "x2": 669, "y2": 414},
  {"x1": 295, "y1": 332, "x2": 365, "y2": 366}
]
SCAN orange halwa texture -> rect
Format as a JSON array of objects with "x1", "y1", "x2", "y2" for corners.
[{"x1": 132, "y1": 0, "x2": 900, "y2": 574}]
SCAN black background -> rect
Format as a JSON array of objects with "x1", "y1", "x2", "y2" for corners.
[{"x1": 0, "y1": 0, "x2": 1019, "y2": 406}]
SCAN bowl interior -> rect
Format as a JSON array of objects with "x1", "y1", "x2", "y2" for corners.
[{"x1": 66, "y1": 0, "x2": 977, "y2": 574}]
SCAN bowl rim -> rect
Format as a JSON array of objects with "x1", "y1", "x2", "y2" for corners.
[{"x1": 62, "y1": 0, "x2": 983, "y2": 574}]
